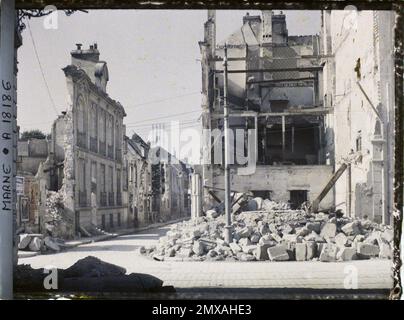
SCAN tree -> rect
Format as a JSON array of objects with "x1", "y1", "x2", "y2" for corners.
[{"x1": 20, "y1": 129, "x2": 49, "y2": 141}]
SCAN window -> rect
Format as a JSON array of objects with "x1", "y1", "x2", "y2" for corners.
[
  {"x1": 99, "y1": 109, "x2": 106, "y2": 142},
  {"x1": 289, "y1": 190, "x2": 307, "y2": 210},
  {"x1": 109, "y1": 166, "x2": 114, "y2": 192},
  {"x1": 91, "y1": 161, "x2": 97, "y2": 193},
  {"x1": 90, "y1": 104, "x2": 97, "y2": 137},
  {"x1": 356, "y1": 131, "x2": 362, "y2": 152},
  {"x1": 100, "y1": 164, "x2": 106, "y2": 191},
  {"x1": 107, "y1": 115, "x2": 113, "y2": 146},
  {"x1": 252, "y1": 190, "x2": 271, "y2": 200},
  {"x1": 117, "y1": 169, "x2": 121, "y2": 191}
]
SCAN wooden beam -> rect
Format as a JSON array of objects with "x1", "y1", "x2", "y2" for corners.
[
  {"x1": 211, "y1": 108, "x2": 332, "y2": 120},
  {"x1": 248, "y1": 77, "x2": 315, "y2": 84},
  {"x1": 310, "y1": 162, "x2": 348, "y2": 212},
  {"x1": 214, "y1": 66, "x2": 324, "y2": 74}
]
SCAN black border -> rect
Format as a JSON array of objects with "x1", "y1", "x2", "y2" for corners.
[{"x1": 12, "y1": 0, "x2": 404, "y2": 300}]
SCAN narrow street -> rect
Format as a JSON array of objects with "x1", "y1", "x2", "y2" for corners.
[{"x1": 18, "y1": 220, "x2": 393, "y2": 298}]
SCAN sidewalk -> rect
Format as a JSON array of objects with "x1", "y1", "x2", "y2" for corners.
[{"x1": 18, "y1": 216, "x2": 188, "y2": 259}]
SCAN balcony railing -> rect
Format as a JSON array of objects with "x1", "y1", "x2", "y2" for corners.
[
  {"x1": 116, "y1": 192, "x2": 122, "y2": 206},
  {"x1": 78, "y1": 190, "x2": 87, "y2": 207},
  {"x1": 100, "y1": 192, "x2": 107, "y2": 207},
  {"x1": 108, "y1": 192, "x2": 115, "y2": 206},
  {"x1": 77, "y1": 132, "x2": 87, "y2": 149},
  {"x1": 107, "y1": 145, "x2": 114, "y2": 159},
  {"x1": 90, "y1": 137, "x2": 98, "y2": 153},
  {"x1": 99, "y1": 141, "x2": 106, "y2": 156}
]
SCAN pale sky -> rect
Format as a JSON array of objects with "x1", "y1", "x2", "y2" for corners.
[{"x1": 17, "y1": 9, "x2": 321, "y2": 143}]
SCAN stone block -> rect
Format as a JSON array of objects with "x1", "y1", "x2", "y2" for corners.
[
  {"x1": 379, "y1": 242, "x2": 392, "y2": 259},
  {"x1": 306, "y1": 241, "x2": 317, "y2": 260},
  {"x1": 257, "y1": 221, "x2": 269, "y2": 236},
  {"x1": 250, "y1": 233, "x2": 261, "y2": 244},
  {"x1": 320, "y1": 222, "x2": 337, "y2": 239},
  {"x1": 192, "y1": 240, "x2": 205, "y2": 256},
  {"x1": 295, "y1": 243, "x2": 307, "y2": 261},
  {"x1": 334, "y1": 233, "x2": 348, "y2": 248},
  {"x1": 255, "y1": 244, "x2": 271, "y2": 260},
  {"x1": 178, "y1": 247, "x2": 192, "y2": 258},
  {"x1": 319, "y1": 243, "x2": 338, "y2": 262},
  {"x1": 28, "y1": 237, "x2": 43, "y2": 252},
  {"x1": 236, "y1": 226, "x2": 252, "y2": 238},
  {"x1": 229, "y1": 242, "x2": 242, "y2": 254},
  {"x1": 267, "y1": 245, "x2": 289, "y2": 261},
  {"x1": 44, "y1": 237, "x2": 61, "y2": 252},
  {"x1": 382, "y1": 229, "x2": 394, "y2": 243},
  {"x1": 239, "y1": 253, "x2": 256, "y2": 261},
  {"x1": 341, "y1": 221, "x2": 361, "y2": 236},
  {"x1": 357, "y1": 243, "x2": 380, "y2": 257},
  {"x1": 337, "y1": 247, "x2": 357, "y2": 261},
  {"x1": 18, "y1": 234, "x2": 32, "y2": 250},
  {"x1": 295, "y1": 227, "x2": 310, "y2": 237},
  {"x1": 305, "y1": 231, "x2": 325, "y2": 243},
  {"x1": 306, "y1": 222, "x2": 321, "y2": 233},
  {"x1": 238, "y1": 237, "x2": 251, "y2": 247},
  {"x1": 206, "y1": 209, "x2": 219, "y2": 219},
  {"x1": 242, "y1": 245, "x2": 256, "y2": 255}
]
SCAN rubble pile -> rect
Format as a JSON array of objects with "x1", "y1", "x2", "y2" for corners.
[
  {"x1": 43, "y1": 191, "x2": 74, "y2": 239},
  {"x1": 18, "y1": 233, "x2": 66, "y2": 253},
  {"x1": 142, "y1": 198, "x2": 394, "y2": 262}
]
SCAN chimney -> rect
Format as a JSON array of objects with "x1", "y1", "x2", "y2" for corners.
[
  {"x1": 204, "y1": 10, "x2": 216, "y2": 56},
  {"x1": 272, "y1": 12, "x2": 288, "y2": 44},
  {"x1": 71, "y1": 42, "x2": 100, "y2": 63},
  {"x1": 261, "y1": 10, "x2": 272, "y2": 45}
]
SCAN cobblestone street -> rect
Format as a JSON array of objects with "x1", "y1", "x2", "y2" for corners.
[{"x1": 19, "y1": 220, "x2": 393, "y2": 296}]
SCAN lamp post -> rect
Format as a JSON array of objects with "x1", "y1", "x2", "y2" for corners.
[{"x1": 222, "y1": 44, "x2": 233, "y2": 243}]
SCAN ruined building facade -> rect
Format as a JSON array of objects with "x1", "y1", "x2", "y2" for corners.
[
  {"x1": 124, "y1": 133, "x2": 153, "y2": 228},
  {"x1": 18, "y1": 44, "x2": 192, "y2": 238},
  {"x1": 44, "y1": 44, "x2": 128, "y2": 235},
  {"x1": 321, "y1": 10, "x2": 395, "y2": 224},
  {"x1": 150, "y1": 146, "x2": 191, "y2": 222},
  {"x1": 199, "y1": 11, "x2": 334, "y2": 210}
]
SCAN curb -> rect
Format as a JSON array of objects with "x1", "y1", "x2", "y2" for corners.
[{"x1": 19, "y1": 217, "x2": 189, "y2": 258}]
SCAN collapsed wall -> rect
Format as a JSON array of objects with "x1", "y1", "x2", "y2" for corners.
[{"x1": 42, "y1": 97, "x2": 75, "y2": 239}]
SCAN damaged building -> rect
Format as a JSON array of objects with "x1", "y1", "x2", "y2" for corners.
[
  {"x1": 124, "y1": 133, "x2": 153, "y2": 228},
  {"x1": 149, "y1": 146, "x2": 192, "y2": 223},
  {"x1": 36, "y1": 43, "x2": 128, "y2": 237},
  {"x1": 199, "y1": 11, "x2": 334, "y2": 211},
  {"x1": 16, "y1": 44, "x2": 192, "y2": 240},
  {"x1": 16, "y1": 137, "x2": 49, "y2": 231},
  {"x1": 321, "y1": 10, "x2": 395, "y2": 224}
]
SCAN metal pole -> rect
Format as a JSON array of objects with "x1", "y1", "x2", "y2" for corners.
[
  {"x1": 0, "y1": 0, "x2": 16, "y2": 300},
  {"x1": 223, "y1": 44, "x2": 232, "y2": 243}
]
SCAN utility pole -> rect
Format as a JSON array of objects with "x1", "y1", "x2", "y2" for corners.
[
  {"x1": 223, "y1": 44, "x2": 232, "y2": 243},
  {"x1": 0, "y1": 0, "x2": 16, "y2": 300}
]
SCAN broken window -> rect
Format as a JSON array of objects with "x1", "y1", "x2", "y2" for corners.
[{"x1": 289, "y1": 190, "x2": 307, "y2": 209}]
